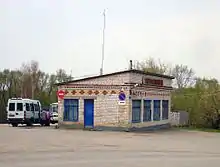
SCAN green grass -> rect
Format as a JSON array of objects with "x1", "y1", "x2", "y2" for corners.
[{"x1": 175, "y1": 126, "x2": 220, "y2": 133}]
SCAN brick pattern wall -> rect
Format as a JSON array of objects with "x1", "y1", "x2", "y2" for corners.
[
  {"x1": 66, "y1": 71, "x2": 172, "y2": 87},
  {"x1": 58, "y1": 86, "x2": 130, "y2": 127},
  {"x1": 68, "y1": 73, "x2": 130, "y2": 85},
  {"x1": 130, "y1": 72, "x2": 172, "y2": 87}
]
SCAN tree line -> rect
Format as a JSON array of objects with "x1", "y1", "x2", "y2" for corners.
[
  {"x1": 1, "y1": 58, "x2": 220, "y2": 129},
  {"x1": 0, "y1": 60, "x2": 72, "y2": 122}
]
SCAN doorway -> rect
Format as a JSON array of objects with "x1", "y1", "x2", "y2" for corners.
[{"x1": 84, "y1": 99, "x2": 94, "y2": 128}]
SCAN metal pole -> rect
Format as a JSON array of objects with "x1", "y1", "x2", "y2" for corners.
[{"x1": 100, "y1": 9, "x2": 106, "y2": 75}]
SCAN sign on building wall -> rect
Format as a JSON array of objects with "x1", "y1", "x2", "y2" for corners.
[
  {"x1": 130, "y1": 90, "x2": 170, "y2": 97},
  {"x1": 118, "y1": 91, "x2": 126, "y2": 105},
  {"x1": 57, "y1": 90, "x2": 65, "y2": 99},
  {"x1": 143, "y1": 78, "x2": 163, "y2": 86}
]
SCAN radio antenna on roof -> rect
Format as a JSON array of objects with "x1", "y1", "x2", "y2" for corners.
[{"x1": 100, "y1": 9, "x2": 106, "y2": 75}]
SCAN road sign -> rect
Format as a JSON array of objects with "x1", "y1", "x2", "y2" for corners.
[
  {"x1": 118, "y1": 92, "x2": 126, "y2": 101},
  {"x1": 118, "y1": 91, "x2": 126, "y2": 105},
  {"x1": 57, "y1": 90, "x2": 65, "y2": 99}
]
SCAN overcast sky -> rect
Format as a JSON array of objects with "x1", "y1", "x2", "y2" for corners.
[{"x1": 0, "y1": 0, "x2": 220, "y2": 79}]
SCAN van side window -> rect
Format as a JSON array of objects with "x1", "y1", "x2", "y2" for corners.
[
  {"x1": 17, "y1": 103, "x2": 23, "y2": 111},
  {"x1": 34, "y1": 104, "x2": 39, "y2": 111},
  {"x1": 9, "y1": 103, "x2": 15, "y2": 111},
  {"x1": 30, "y1": 103, "x2": 34, "y2": 111},
  {"x1": 25, "y1": 103, "x2": 30, "y2": 111}
]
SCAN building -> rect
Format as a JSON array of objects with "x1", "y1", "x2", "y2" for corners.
[{"x1": 55, "y1": 68, "x2": 174, "y2": 131}]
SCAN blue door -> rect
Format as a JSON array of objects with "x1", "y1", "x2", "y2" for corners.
[{"x1": 84, "y1": 99, "x2": 94, "y2": 128}]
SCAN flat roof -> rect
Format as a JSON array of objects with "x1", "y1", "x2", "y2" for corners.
[{"x1": 55, "y1": 69, "x2": 175, "y2": 86}]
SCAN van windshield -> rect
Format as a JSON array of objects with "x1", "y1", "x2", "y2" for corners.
[{"x1": 9, "y1": 103, "x2": 15, "y2": 111}]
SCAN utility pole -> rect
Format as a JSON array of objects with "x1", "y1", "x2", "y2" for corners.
[{"x1": 100, "y1": 9, "x2": 106, "y2": 75}]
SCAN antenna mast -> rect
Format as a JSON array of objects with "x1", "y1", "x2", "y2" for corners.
[{"x1": 100, "y1": 9, "x2": 106, "y2": 75}]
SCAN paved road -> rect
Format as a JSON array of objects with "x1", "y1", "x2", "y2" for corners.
[{"x1": 0, "y1": 125, "x2": 220, "y2": 167}]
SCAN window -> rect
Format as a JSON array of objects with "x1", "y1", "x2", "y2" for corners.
[
  {"x1": 52, "y1": 105, "x2": 58, "y2": 113},
  {"x1": 25, "y1": 103, "x2": 30, "y2": 111},
  {"x1": 132, "y1": 100, "x2": 141, "y2": 123},
  {"x1": 30, "y1": 103, "x2": 34, "y2": 111},
  {"x1": 64, "y1": 99, "x2": 79, "y2": 122},
  {"x1": 143, "y1": 100, "x2": 151, "y2": 122},
  {"x1": 153, "y1": 100, "x2": 161, "y2": 121},
  {"x1": 162, "y1": 100, "x2": 169, "y2": 120},
  {"x1": 9, "y1": 103, "x2": 15, "y2": 111},
  {"x1": 17, "y1": 103, "x2": 23, "y2": 111},
  {"x1": 34, "y1": 104, "x2": 39, "y2": 111}
]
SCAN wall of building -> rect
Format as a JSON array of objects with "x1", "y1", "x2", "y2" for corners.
[
  {"x1": 57, "y1": 71, "x2": 173, "y2": 131},
  {"x1": 65, "y1": 72, "x2": 172, "y2": 87},
  {"x1": 57, "y1": 85, "x2": 131, "y2": 129},
  {"x1": 129, "y1": 87, "x2": 171, "y2": 129},
  {"x1": 69, "y1": 73, "x2": 130, "y2": 85},
  {"x1": 130, "y1": 72, "x2": 172, "y2": 87}
]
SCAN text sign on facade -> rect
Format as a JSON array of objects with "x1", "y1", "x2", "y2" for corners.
[
  {"x1": 144, "y1": 78, "x2": 163, "y2": 86},
  {"x1": 131, "y1": 90, "x2": 170, "y2": 97}
]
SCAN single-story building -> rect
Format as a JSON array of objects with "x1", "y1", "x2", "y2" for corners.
[{"x1": 55, "y1": 67, "x2": 174, "y2": 131}]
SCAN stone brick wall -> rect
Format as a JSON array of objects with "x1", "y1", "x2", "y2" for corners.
[
  {"x1": 69, "y1": 73, "x2": 130, "y2": 85},
  {"x1": 58, "y1": 86, "x2": 131, "y2": 128},
  {"x1": 94, "y1": 93, "x2": 130, "y2": 127},
  {"x1": 130, "y1": 72, "x2": 172, "y2": 87},
  {"x1": 65, "y1": 71, "x2": 172, "y2": 87}
]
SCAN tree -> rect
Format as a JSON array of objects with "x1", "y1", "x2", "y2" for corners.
[
  {"x1": 171, "y1": 64, "x2": 195, "y2": 88},
  {"x1": 134, "y1": 57, "x2": 171, "y2": 75},
  {"x1": 0, "y1": 60, "x2": 73, "y2": 122},
  {"x1": 56, "y1": 69, "x2": 73, "y2": 83}
]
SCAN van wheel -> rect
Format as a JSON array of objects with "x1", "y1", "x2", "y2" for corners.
[
  {"x1": 12, "y1": 123, "x2": 18, "y2": 127},
  {"x1": 45, "y1": 122, "x2": 50, "y2": 126}
]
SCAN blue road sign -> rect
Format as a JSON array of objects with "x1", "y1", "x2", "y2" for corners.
[{"x1": 119, "y1": 92, "x2": 126, "y2": 101}]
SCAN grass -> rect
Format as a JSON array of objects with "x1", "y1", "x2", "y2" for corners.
[{"x1": 175, "y1": 126, "x2": 220, "y2": 133}]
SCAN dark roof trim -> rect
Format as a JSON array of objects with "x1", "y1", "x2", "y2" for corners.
[{"x1": 55, "y1": 69, "x2": 175, "y2": 86}]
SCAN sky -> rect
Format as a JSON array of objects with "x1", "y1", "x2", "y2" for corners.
[{"x1": 0, "y1": 0, "x2": 220, "y2": 79}]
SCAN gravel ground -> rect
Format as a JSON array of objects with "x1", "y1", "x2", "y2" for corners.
[{"x1": 0, "y1": 124, "x2": 220, "y2": 167}]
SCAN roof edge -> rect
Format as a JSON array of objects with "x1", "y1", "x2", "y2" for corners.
[{"x1": 55, "y1": 69, "x2": 175, "y2": 86}]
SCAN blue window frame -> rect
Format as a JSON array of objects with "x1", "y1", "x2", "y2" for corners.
[
  {"x1": 153, "y1": 100, "x2": 161, "y2": 121},
  {"x1": 63, "y1": 99, "x2": 79, "y2": 122},
  {"x1": 143, "y1": 100, "x2": 151, "y2": 122},
  {"x1": 132, "y1": 100, "x2": 141, "y2": 123},
  {"x1": 162, "y1": 100, "x2": 169, "y2": 120}
]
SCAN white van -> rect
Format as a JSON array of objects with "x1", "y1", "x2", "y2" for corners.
[
  {"x1": 7, "y1": 98, "x2": 42, "y2": 127},
  {"x1": 49, "y1": 102, "x2": 58, "y2": 124}
]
